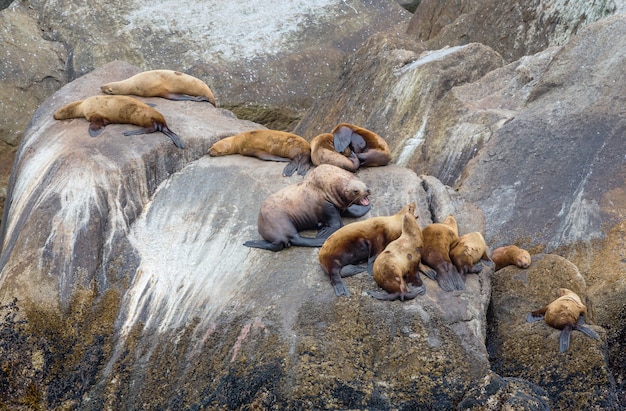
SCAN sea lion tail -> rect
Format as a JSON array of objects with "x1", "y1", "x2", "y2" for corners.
[{"x1": 559, "y1": 326, "x2": 573, "y2": 352}]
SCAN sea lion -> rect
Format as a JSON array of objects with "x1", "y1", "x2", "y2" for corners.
[
  {"x1": 209, "y1": 129, "x2": 312, "y2": 176},
  {"x1": 368, "y1": 212, "x2": 425, "y2": 301},
  {"x1": 53, "y1": 95, "x2": 184, "y2": 148},
  {"x1": 492, "y1": 245, "x2": 532, "y2": 271},
  {"x1": 318, "y1": 203, "x2": 416, "y2": 297},
  {"x1": 310, "y1": 133, "x2": 360, "y2": 171},
  {"x1": 420, "y1": 214, "x2": 464, "y2": 292},
  {"x1": 527, "y1": 288, "x2": 599, "y2": 352},
  {"x1": 243, "y1": 164, "x2": 371, "y2": 251},
  {"x1": 331, "y1": 123, "x2": 392, "y2": 167},
  {"x1": 101, "y1": 69, "x2": 216, "y2": 106},
  {"x1": 449, "y1": 231, "x2": 493, "y2": 276}
]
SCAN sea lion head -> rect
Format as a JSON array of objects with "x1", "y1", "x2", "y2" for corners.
[
  {"x1": 208, "y1": 137, "x2": 235, "y2": 156},
  {"x1": 307, "y1": 164, "x2": 371, "y2": 209},
  {"x1": 515, "y1": 248, "x2": 532, "y2": 268}
]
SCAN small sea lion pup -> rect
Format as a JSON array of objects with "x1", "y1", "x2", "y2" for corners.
[
  {"x1": 527, "y1": 288, "x2": 599, "y2": 352},
  {"x1": 318, "y1": 203, "x2": 416, "y2": 297},
  {"x1": 53, "y1": 95, "x2": 184, "y2": 148},
  {"x1": 420, "y1": 214, "x2": 464, "y2": 292},
  {"x1": 331, "y1": 123, "x2": 392, "y2": 168},
  {"x1": 492, "y1": 245, "x2": 532, "y2": 271},
  {"x1": 449, "y1": 232, "x2": 493, "y2": 276},
  {"x1": 209, "y1": 130, "x2": 312, "y2": 176},
  {"x1": 310, "y1": 133, "x2": 360, "y2": 172},
  {"x1": 368, "y1": 212, "x2": 425, "y2": 301},
  {"x1": 101, "y1": 70, "x2": 216, "y2": 106},
  {"x1": 243, "y1": 164, "x2": 371, "y2": 251}
]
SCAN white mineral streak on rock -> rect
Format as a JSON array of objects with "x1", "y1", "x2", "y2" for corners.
[
  {"x1": 395, "y1": 116, "x2": 426, "y2": 167},
  {"x1": 123, "y1": 0, "x2": 336, "y2": 61},
  {"x1": 397, "y1": 45, "x2": 466, "y2": 73}
]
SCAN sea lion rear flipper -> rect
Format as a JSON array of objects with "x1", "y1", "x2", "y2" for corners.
[
  {"x1": 163, "y1": 93, "x2": 215, "y2": 105},
  {"x1": 526, "y1": 312, "x2": 544, "y2": 323},
  {"x1": 333, "y1": 126, "x2": 353, "y2": 152},
  {"x1": 350, "y1": 133, "x2": 367, "y2": 154},
  {"x1": 88, "y1": 118, "x2": 107, "y2": 137},
  {"x1": 366, "y1": 256, "x2": 376, "y2": 276},
  {"x1": 575, "y1": 325, "x2": 599, "y2": 340},
  {"x1": 160, "y1": 127, "x2": 185, "y2": 149},
  {"x1": 289, "y1": 234, "x2": 326, "y2": 248},
  {"x1": 559, "y1": 326, "x2": 573, "y2": 352},
  {"x1": 243, "y1": 239, "x2": 285, "y2": 252},
  {"x1": 340, "y1": 264, "x2": 368, "y2": 277},
  {"x1": 467, "y1": 262, "x2": 484, "y2": 274},
  {"x1": 283, "y1": 154, "x2": 311, "y2": 177},
  {"x1": 406, "y1": 283, "x2": 426, "y2": 296},
  {"x1": 419, "y1": 262, "x2": 437, "y2": 280},
  {"x1": 241, "y1": 148, "x2": 290, "y2": 162}
]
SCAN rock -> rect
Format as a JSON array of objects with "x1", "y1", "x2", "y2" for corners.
[
  {"x1": 406, "y1": 0, "x2": 617, "y2": 62},
  {"x1": 488, "y1": 253, "x2": 619, "y2": 409},
  {"x1": 0, "y1": 60, "x2": 495, "y2": 409}
]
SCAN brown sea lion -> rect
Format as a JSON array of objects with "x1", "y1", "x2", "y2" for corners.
[
  {"x1": 368, "y1": 212, "x2": 425, "y2": 301},
  {"x1": 209, "y1": 129, "x2": 312, "y2": 176},
  {"x1": 492, "y1": 245, "x2": 532, "y2": 271},
  {"x1": 53, "y1": 95, "x2": 184, "y2": 148},
  {"x1": 420, "y1": 214, "x2": 464, "y2": 292},
  {"x1": 318, "y1": 203, "x2": 416, "y2": 297},
  {"x1": 527, "y1": 288, "x2": 599, "y2": 352},
  {"x1": 243, "y1": 164, "x2": 371, "y2": 251},
  {"x1": 310, "y1": 132, "x2": 360, "y2": 171},
  {"x1": 449, "y1": 231, "x2": 493, "y2": 275},
  {"x1": 101, "y1": 69, "x2": 216, "y2": 106},
  {"x1": 331, "y1": 123, "x2": 392, "y2": 167}
]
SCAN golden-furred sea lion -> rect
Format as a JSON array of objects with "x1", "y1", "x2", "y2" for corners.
[
  {"x1": 318, "y1": 203, "x2": 416, "y2": 297},
  {"x1": 101, "y1": 69, "x2": 216, "y2": 105},
  {"x1": 209, "y1": 129, "x2": 312, "y2": 176},
  {"x1": 331, "y1": 123, "x2": 392, "y2": 167},
  {"x1": 243, "y1": 164, "x2": 371, "y2": 252},
  {"x1": 53, "y1": 95, "x2": 184, "y2": 148},
  {"x1": 420, "y1": 214, "x2": 464, "y2": 292},
  {"x1": 492, "y1": 245, "x2": 532, "y2": 271},
  {"x1": 310, "y1": 133, "x2": 360, "y2": 171},
  {"x1": 368, "y1": 212, "x2": 425, "y2": 301},
  {"x1": 527, "y1": 288, "x2": 599, "y2": 352},
  {"x1": 449, "y1": 231, "x2": 493, "y2": 276}
]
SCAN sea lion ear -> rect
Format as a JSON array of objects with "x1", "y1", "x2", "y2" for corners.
[{"x1": 333, "y1": 126, "x2": 353, "y2": 152}]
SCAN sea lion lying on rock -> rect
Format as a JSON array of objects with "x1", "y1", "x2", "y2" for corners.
[
  {"x1": 331, "y1": 123, "x2": 392, "y2": 168},
  {"x1": 420, "y1": 215, "x2": 465, "y2": 292},
  {"x1": 318, "y1": 203, "x2": 416, "y2": 297},
  {"x1": 101, "y1": 69, "x2": 216, "y2": 105},
  {"x1": 310, "y1": 133, "x2": 360, "y2": 171},
  {"x1": 449, "y1": 232, "x2": 493, "y2": 276},
  {"x1": 243, "y1": 164, "x2": 371, "y2": 251},
  {"x1": 209, "y1": 129, "x2": 312, "y2": 176},
  {"x1": 527, "y1": 288, "x2": 599, "y2": 352},
  {"x1": 368, "y1": 212, "x2": 425, "y2": 301},
  {"x1": 492, "y1": 245, "x2": 532, "y2": 271},
  {"x1": 53, "y1": 95, "x2": 184, "y2": 148}
]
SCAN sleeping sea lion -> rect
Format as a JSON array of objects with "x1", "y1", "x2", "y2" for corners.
[
  {"x1": 318, "y1": 203, "x2": 416, "y2": 297},
  {"x1": 420, "y1": 214, "x2": 464, "y2": 292},
  {"x1": 368, "y1": 212, "x2": 425, "y2": 301},
  {"x1": 310, "y1": 133, "x2": 360, "y2": 171},
  {"x1": 527, "y1": 288, "x2": 599, "y2": 352},
  {"x1": 492, "y1": 245, "x2": 532, "y2": 271},
  {"x1": 243, "y1": 164, "x2": 371, "y2": 251},
  {"x1": 209, "y1": 129, "x2": 311, "y2": 176},
  {"x1": 449, "y1": 231, "x2": 493, "y2": 276},
  {"x1": 53, "y1": 95, "x2": 184, "y2": 148},
  {"x1": 331, "y1": 123, "x2": 392, "y2": 167},
  {"x1": 101, "y1": 69, "x2": 216, "y2": 106}
]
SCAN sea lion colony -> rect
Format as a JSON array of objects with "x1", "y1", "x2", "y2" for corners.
[{"x1": 53, "y1": 69, "x2": 590, "y2": 352}]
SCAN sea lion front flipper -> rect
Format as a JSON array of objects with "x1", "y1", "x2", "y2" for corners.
[
  {"x1": 419, "y1": 262, "x2": 437, "y2": 280},
  {"x1": 243, "y1": 239, "x2": 285, "y2": 251},
  {"x1": 241, "y1": 148, "x2": 290, "y2": 162},
  {"x1": 574, "y1": 324, "x2": 599, "y2": 341},
  {"x1": 88, "y1": 118, "x2": 107, "y2": 137},
  {"x1": 342, "y1": 203, "x2": 371, "y2": 218},
  {"x1": 289, "y1": 233, "x2": 326, "y2": 248},
  {"x1": 333, "y1": 126, "x2": 353, "y2": 152},
  {"x1": 467, "y1": 262, "x2": 484, "y2": 274},
  {"x1": 331, "y1": 276, "x2": 351, "y2": 297},
  {"x1": 559, "y1": 325, "x2": 573, "y2": 352},
  {"x1": 366, "y1": 256, "x2": 376, "y2": 276},
  {"x1": 340, "y1": 264, "x2": 368, "y2": 277},
  {"x1": 526, "y1": 312, "x2": 544, "y2": 323}
]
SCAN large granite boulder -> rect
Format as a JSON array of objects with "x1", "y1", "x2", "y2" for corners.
[{"x1": 0, "y1": 61, "x2": 495, "y2": 409}]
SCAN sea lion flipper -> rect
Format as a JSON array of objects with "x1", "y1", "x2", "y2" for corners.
[
  {"x1": 559, "y1": 326, "x2": 573, "y2": 352},
  {"x1": 160, "y1": 127, "x2": 185, "y2": 149},
  {"x1": 350, "y1": 132, "x2": 367, "y2": 154},
  {"x1": 331, "y1": 276, "x2": 351, "y2": 297},
  {"x1": 289, "y1": 234, "x2": 326, "y2": 247},
  {"x1": 342, "y1": 204, "x2": 372, "y2": 218},
  {"x1": 340, "y1": 264, "x2": 368, "y2": 277},
  {"x1": 419, "y1": 262, "x2": 437, "y2": 280},
  {"x1": 243, "y1": 239, "x2": 285, "y2": 252},
  {"x1": 366, "y1": 256, "x2": 375, "y2": 276},
  {"x1": 367, "y1": 290, "x2": 398, "y2": 301},
  {"x1": 575, "y1": 324, "x2": 599, "y2": 340},
  {"x1": 241, "y1": 148, "x2": 290, "y2": 162},
  {"x1": 88, "y1": 119, "x2": 106, "y2": 137},
  {"x1": 333, "y1": 126, "x2": 353, "y2": 152},
  {"x1": 526, "y1": 312, "x2": 544, "y2": 323}
]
